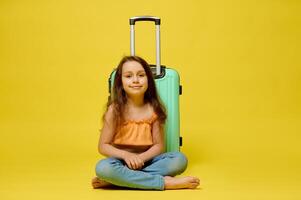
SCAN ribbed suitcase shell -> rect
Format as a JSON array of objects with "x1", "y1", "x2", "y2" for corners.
[{"x1": 108, "y1": 65, "x2": 182, "y2": 152}]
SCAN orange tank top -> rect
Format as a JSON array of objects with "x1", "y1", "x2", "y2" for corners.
[{"x1": 112, "y1": 113, "x2": 158, "y2": 146}]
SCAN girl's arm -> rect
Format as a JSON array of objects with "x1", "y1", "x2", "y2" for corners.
[
  {"x1": 138, "y1": 120, "x2": 165, "y2": 162},
  {"x1": 98, "y1": 105, "x2": 129, "y2": 159}
]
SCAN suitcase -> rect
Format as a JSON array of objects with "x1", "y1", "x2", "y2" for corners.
[{"x1": 108, "y1": 16, "x2": 182, "y2": 152}]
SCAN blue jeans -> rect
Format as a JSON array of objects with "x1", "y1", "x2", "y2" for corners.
[{"x1": 95, "y1": 151, "x2": 188, "y2": 190}]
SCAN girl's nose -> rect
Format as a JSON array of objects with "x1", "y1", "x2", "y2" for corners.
[{"x1": 133, "y1": 76, "x2": 139, "y2": 83}]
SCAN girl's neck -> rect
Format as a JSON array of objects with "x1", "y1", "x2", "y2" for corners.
[{"x1": 126, "y1": 95, "x2": 145, "y2": 107}]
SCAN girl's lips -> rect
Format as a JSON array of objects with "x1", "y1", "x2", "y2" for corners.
[{"x1": 130, "y1": 86, "x2": 142, "y2": 88}]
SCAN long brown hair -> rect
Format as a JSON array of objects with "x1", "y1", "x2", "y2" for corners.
[{"x1": 103, "y1": 55, "x2": 167, "y2": 129}]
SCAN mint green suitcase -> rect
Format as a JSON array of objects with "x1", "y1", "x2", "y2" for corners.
[{"x1": 108, "y1": 16, "x2": 182, "y2": 152}]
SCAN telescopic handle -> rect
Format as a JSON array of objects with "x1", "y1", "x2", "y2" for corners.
[{"x1": 129, "y1": 16, "x2": 161, "y2": 75}]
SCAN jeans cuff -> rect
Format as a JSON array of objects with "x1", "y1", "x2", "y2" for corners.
[{"x1": 158, "y1": 175, "x2": 165, "y2": 190}]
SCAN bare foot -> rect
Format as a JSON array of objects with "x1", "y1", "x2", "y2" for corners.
[
  {"x1": 164, "y1": 176, "x2": 200, "y2": 190},
  {"x1": 91, "y1": 177, "x2": 112, "y2": 189}
]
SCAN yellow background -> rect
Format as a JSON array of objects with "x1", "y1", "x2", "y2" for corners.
[{"x1": 1, "y1": 0, "x2": 300, "y2": 199}]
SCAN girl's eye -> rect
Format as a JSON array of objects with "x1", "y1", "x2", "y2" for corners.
[
  {"x1": 139, "y1": 74, "x2": 146, "y2": 77},
  {"x1": 125, "y1": 75, "x2": 132, "y2": 78}
]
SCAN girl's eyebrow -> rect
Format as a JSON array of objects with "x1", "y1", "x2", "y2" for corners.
[{"x1": 123, "y1": 70, "x2": 145, "y2": 74}]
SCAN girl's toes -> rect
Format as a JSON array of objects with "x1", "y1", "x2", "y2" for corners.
[
  {"x1": 191, "y1": 183, "x2": 199, "y2": 188},
  {"x1": 92, "y1": 177, "x2": 99, "y2": 183}
]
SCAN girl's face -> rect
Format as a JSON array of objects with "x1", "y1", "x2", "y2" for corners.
[{"x1": 121, "y1": 61, "x2": 148, "y2": 97}]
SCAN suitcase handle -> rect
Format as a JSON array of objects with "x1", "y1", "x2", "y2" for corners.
[
  {"x1": 129, "y1": 16, "x2": 161, "y2": 25},
  {"x1": 129, "y1": 16, "x2": 161, "y2": 75}
]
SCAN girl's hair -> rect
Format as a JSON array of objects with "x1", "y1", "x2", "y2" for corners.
[{"x1": 103, "y1": 55, "x2": 167, "y2": 129}]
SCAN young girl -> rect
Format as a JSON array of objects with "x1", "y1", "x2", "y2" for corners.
[{"x1": 92, "y1": 56, "x2": 200, "y2": 190}]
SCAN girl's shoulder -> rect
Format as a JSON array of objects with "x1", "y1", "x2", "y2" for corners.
[
  {"x1": 107, "y1": 103, "x2": 116, "y2": 112},
  {"x1": 145, "y1": 103, "x2": 157, "y2": 117},
  {"x1": 104, "y1": 103, "x2": 117, "y2": 120}
]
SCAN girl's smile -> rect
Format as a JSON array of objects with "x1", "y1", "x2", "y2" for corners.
[{"x1": 130, "y1": 85, "x2": 143, "y2": 89}]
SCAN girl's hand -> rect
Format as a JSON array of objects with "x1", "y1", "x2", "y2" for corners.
[{"x1": 123, "y1": 153, "x2": 145, "y2": 170}]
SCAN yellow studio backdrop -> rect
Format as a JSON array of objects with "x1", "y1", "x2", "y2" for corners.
[{"x1": 0, "y1": 0, "x2": 300, "y2": 199}]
